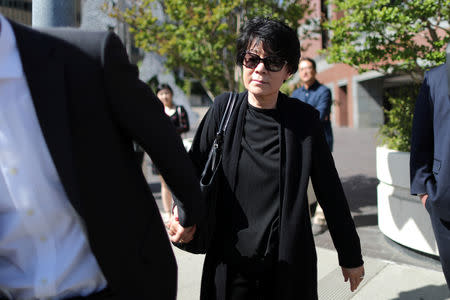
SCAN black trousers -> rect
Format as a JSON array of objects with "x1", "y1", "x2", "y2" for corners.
[{"x1": 427, "y1": 200, "x2": 450, "y2": 289}]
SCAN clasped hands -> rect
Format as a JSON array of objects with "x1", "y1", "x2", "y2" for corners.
[{"x1": 166, "y1": 206, "x2": 196, "y2": 243}]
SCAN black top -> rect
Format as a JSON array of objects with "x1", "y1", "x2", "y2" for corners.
[
  {"x1": 226, "y1": 102, "x2": 281, "y2": 270},
  {"x1": 168, "y1": 105, "x2": 190, "y2": 134}
]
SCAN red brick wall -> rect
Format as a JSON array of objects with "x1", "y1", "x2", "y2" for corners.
[{"x1": 317, "y1": 64, "x2": 358, "y2": 127}]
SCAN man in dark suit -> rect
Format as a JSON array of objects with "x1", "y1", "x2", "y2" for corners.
[
  {"x1": 410, "y1": 46, "x2": 450, "y2": 288},
  {"x1": 0, "y1": 14, "x2": 202, "y2": 299}
]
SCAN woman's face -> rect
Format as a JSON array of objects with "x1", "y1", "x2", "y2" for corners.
[
  {"x1": 156, "y1": 88, "x2": 173, "y2": 107},
  {"x1": 242, "y1": 42, "x2": 291, "y2": 104}
]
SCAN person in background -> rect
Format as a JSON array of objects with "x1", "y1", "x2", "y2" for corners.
[
  {"x1": 169, "y1": 17, "x2": 364, "y2": 300},
  {"x1": 291, "y1": 57, "x2": 333, "y2": 236},
  {"x1": 154, "y1": 83, "x2": 190, "y2": 222},
  {"x1": 0, "y1": 14, "x2": 201, "y2": 300},
  {"x1": 410, "y1": 59, "x2": 450, "y2": 288}
]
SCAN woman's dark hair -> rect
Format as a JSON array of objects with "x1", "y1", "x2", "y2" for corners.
[
  {"x1": 236, "y1": 17, "x2": 300, "y2": 75},
  {"x1": 156, "y1": 83, "x2": 173, "y2": 95}
]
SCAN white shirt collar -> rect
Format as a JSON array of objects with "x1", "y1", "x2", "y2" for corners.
[{"x1": 0, "y1": 14, "x2": 24, "y2": 79}]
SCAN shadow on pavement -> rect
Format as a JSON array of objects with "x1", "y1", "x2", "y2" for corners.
[
  {"x1": 339, "y1": 174, "x2": 379, "y2": 227},
  {"x1": 353, "y1": 214, "x2": 378, "y2": 227},
  {"x1": 392, "y1": 283, "x2": 450, "y2": 299},
  {"x1": 341, "y1": 174, "x2": 378, "y2": 211}
]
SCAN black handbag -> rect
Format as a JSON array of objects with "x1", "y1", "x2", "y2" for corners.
[{"x1": 173, "y1": 92, "x2": 238, "y2": 254}]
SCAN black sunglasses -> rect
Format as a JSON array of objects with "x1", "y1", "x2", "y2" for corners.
[{"x1": 242, "y1": 51, "x2": 287, "y2": 72}]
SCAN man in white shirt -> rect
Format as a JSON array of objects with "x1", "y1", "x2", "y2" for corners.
[{"x1": 0, "y1": 14, "x2": 202, "y2": 300}]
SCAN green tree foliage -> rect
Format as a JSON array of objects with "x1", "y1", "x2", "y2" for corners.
[
  {"x1": 378, "y1": 85, "x2": 419, "y2": 152},
  {"x1": 105, "y1": 0, "x2": 311, "y2": 99},
  {"x1": 324, "y1": 0, "x2": 449, "y2": 82},
  {"x1": 324, "y1": 0, "x2": 449, "y2": 151}
]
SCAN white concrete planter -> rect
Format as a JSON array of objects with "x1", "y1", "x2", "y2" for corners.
[{"x1": 376, "y1": 146, "x2": 439, "y2": 256}]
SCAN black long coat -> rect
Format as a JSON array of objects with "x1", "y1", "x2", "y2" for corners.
[{"x1": 189, "y1": 91, "x2": 363, "y2": 299}]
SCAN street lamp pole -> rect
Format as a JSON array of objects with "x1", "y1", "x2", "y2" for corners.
[{"x1": 32, "y1": 0, "x2": 76, "y2": 27}]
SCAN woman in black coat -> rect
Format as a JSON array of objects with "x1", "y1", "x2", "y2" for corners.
[{"x1": 169, "y1": 17, "x2": 364, "y2": 300}]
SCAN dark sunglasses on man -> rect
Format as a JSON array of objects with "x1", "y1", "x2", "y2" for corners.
[{"x1": 242, "y1": 51, "x2": 287, "y2": 72}]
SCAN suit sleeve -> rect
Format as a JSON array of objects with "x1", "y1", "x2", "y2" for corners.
[
  {"x1": 315, "y1": 87, "x2": 332, "y2": 121},
  {"x1": 310, "y1": 113, "x2": 363, "y2": 268},
  {"x1": 101, "y1": 33, "x2": 203, "y2": 227},
  {"x1": 410, "y1": 73, "x2": 434, "y2": 196}
]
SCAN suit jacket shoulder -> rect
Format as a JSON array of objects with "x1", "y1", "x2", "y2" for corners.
[
  {"x1": 11, "y1": 20, "x2": 110, "y2": 64},
  {"x1": 426, "y1": 64, "x2": 447, "y2": 104},
  {"x1": 39, "y1": 27, "x2": 112, "y2": 64}
]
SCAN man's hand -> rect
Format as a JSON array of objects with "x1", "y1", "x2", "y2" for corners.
[
  {"x1": 341, "y1": 265, "x2": 365, "y2": 292},
  {"x1": 420, "y1": 193, "x2": 428, "y2": 207},
  {"x1": 166, "y1": 206, "x2": 196, "y2": 243}
]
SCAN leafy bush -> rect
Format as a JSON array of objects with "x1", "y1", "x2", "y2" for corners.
[{"x1": 378, "y1": 85, "x2": 419, "y2": 152}]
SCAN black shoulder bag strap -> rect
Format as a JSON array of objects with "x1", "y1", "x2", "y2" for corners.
[
  {"x1": 201, "y1": 92, "x2": 238, "y2": 185},
  {"x1": 174, "y1": 92, "x2": 238, "y2": 254}
]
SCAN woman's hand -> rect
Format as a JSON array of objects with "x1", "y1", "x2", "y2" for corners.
[
  {"x1": 341, "y1": 265, "x2": 365, "y2": 292},
  {"x1": 166, "y1": 206, "x2": 196, "y2": 243}
]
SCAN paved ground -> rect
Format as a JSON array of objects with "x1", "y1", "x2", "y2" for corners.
[{"x1": 145, "y1": 110, "x2": 449, "y2": 299}]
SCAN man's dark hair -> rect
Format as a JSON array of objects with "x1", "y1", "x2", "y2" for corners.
[
  {"x1": 236, "y1": 17, "x2": 300, "y2": 75},
  {"x1": 156, "y1": 83, "x2": 173, "y2": 95},
  {"x1": 300, "y1": 57, "x2": 316, "y2": 71}
]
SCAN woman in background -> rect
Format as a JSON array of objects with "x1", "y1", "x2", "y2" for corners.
[{"x1": 155, "y1": 83, "x2": 189, "y2": 222}]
